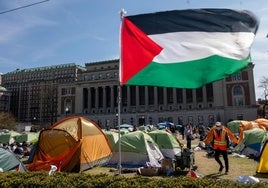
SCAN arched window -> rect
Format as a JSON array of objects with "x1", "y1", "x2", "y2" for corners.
[{"x1": 233, "y1": 86, "x2": 244, "y2": 106}]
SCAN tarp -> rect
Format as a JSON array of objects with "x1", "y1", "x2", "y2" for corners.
[
  {"x1": 148, "y1": 130, "x2": 182, "y2": 159},
  {"x1": 0, "y1": 148, "x2": 27, "y2": 172},
  {"x1": 107, "y1": 130, "x2": 164, "y2": 168},
  {"x1": 27, "y1": 116, "x2": 112, "y2": 172}
]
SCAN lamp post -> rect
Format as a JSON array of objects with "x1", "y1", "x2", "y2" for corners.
[
  {"x1": 263, "y1": 93, "x2": 268, "y2": 118},
  {"x1": 65, "y1": 107, "x2": 69, "y2": 117},
  {"x1": 141, "y1": 116, "x2": 145, "y2": 126}
]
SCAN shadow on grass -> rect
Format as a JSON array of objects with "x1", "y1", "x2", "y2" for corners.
[
  {"x1": 203, "y1": 172, "x2": 225, "y2": 179},
  {"x1": 254, "y1": 173, "x2": 268, "y2": 180}
]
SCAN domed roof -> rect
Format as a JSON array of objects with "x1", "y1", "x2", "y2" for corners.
[{"x1": 0, "y1": 86, "x2": 7, "y2": 92}]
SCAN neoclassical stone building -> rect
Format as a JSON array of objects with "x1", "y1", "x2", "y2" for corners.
[
  {"x1": 58, "y1": 59, "x2": 257, "y2": 128},
  {"x1": 1, "y1": 59, "x2": 258, "y2": 128}
]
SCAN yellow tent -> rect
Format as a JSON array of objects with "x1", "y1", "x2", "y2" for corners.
[
  {"x1": 257, "y1": 139, "x2": 268, "y2": 173},
  {"x1": 27, "y1": 116, "x2": 112, "y2": 172}
]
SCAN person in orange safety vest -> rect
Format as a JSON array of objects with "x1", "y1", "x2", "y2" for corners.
[{"x1": 203, "y1": 121, "x2": 238, "y2": 175}]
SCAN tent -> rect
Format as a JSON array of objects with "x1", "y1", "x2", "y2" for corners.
[
  {"x1": 235, "y1": 128, "x2": 268, "y2": 159},
  {"x1": 116, "y1": 124, "x2": 134, "y2": 132},
  {"x1": 157, "y1": 121, "x2": 174, "y2": 129},
  {"x1": 227, "y1": 120, "x2": 242, "y2": 134},
  {"x1": 0, "y1": 148, "x2": 27, "y2": 172},
  {"x1": 256, "y1": 139, "x2": 268, "y2": 173},
  {"x1": 107, "y1": 130, "x2": 164, "y2": 168},
  {"x1": 27, "y1": 116, "x2": 112, "y2": 172},
  {"x1": 0, "y1": 133, "x2": 11, "y2": 143},
  {"x1": 254, "y1": 118, "x2": 268, "y2": 130},
  {"x1": 14, "y1": 132, "x2": 39, "y2": 143},
  {"x1": 104, "y1": 130, "x2": 119, "y2": 151},
  {"x1": 138, "y1": 125, "x2": 153, "y2": 132},
  {"x1": 148, "y1": 130, "x2": 182, "y2": 159}
]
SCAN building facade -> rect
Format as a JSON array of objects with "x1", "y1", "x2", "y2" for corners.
[
  {"x1": 2, "y1": 59, "x2": 258, "y2": 129},
  {"x1": 58, "y1": 59, "x2": 257, "y2": 128},
  {"x1": 1, "y1": 63, "x2": 86, "y2": 127}
]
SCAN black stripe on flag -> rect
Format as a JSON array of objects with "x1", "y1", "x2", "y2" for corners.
[{"x1": 126, "y1": 9, "x2": 259, "y2": 35}]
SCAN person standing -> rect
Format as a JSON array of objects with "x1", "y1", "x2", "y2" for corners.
[
  {"x1": 184, "y1": 124, "x2": 193, "y2": 149},
  {"x1": 203, "y1": 122, "x2": 238, "y2": 174}
]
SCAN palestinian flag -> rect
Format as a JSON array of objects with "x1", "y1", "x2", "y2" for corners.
[{"x1": 120, "y1": 9, "x2": 259, "y2": 88}]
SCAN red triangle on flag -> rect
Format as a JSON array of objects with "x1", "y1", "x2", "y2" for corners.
[{"x1": 120, "y1": 17, "x2": 162, "y2": 84}]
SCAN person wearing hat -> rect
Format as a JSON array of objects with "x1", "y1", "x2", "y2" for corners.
[{"x1": 203, "y1": 121, "x2": 238, "y2": 174}]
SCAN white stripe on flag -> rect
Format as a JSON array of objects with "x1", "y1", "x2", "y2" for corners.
[{"x1": 150, "y1": 32, "x2": 255, "y2": 63}]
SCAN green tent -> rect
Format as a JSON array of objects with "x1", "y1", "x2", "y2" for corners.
[
  {"x1": 235, "y1": 128, "x2": 268, "y2": 159},
  {"x1": 107, "y1": 131, "x2": 164, "y2": 168},
  {"x1": 104, "y1": 131, "x2": 119, "y2": 151},
  {"x1": 0, "y1": 134, "x2": 11, "y2": 144},
  {"x1": 0, "y1": 148, "x2": 27, "y2": 172},
  {"x1": 14, "y1": 132, "x2": 39, "y2": 143},
  {"x1": 227, "y1": 120, "x2": 242, "y2": 134},
  {"x1": 148, "y1": 130, "x2": 182, "y2": 159}
]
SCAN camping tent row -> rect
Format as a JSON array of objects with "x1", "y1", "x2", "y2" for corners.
[
  {"x1": 26, "y1": 116, "x2": 182, "y2": 172},
  {"x1": 0, "y1": 148, "x2": 27, "y2": 172},
  {"x1": 227, "y1": 119, "x2": 268, "y2": 174},
  {"x1": 227, "y1": 119, "x2": 268, "y2": 158},
  {"x1": 104, "y1": 129, "x2": 182, "y2": 168},
  {"x1": 0, "y1": 131, "x2": 39, "y2": 144}
]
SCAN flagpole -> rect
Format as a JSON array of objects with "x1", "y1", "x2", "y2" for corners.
[
  {"x1": 117, "y1": 8, "x2": 126, "y2": 175},
  {"x1": 117, "y1": 85, "x2": 122, "y2": 175}
]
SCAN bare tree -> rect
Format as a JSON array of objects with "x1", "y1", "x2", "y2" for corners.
[
  {"x1": 0, "y1": 112, "x2": 16, "y2": 130},
  {"x1": 258, "y1": 76, "x2": 268, "y2": 100}
]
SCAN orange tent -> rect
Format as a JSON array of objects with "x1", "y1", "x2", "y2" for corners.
[
  {"x1": 27, "y1": 116, "x2": 112, "y2": 172},
  {"x1": 254, "y1": 118, "x2": 268, "y2": 131}
]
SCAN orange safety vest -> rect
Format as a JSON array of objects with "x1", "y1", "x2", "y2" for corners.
[{"x1": 213, "y1": 129, "x2": 227, "y2": 151}]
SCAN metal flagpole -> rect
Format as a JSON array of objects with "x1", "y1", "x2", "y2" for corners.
[
  {"x1": 117, "y1": 85, "x2": 122, "y2": 174},
  {"x1": 118, "y1": 8, "x2": 126, "y2": 175}
]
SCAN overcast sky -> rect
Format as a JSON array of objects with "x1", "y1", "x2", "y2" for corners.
[{"x1": 0, "y1": 0, "x2": 267, "y2": 99}]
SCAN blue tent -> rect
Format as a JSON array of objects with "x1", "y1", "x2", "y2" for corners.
[{"x1": 157, "y1": 121, "x2": 174, "y2": 130}]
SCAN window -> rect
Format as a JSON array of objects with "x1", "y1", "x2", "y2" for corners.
[
  {"x1": 206, "y1": 83, "x2": 213, "y2": 102},
  {"x1": 148, "y1": 86, "x2": 154, "y2": 105},
  {"x1": 157, "y1": 87, "x2": 163, "y2": 105},
  {"x1": 176, "y1": 88, "x2": 183, "y2": 103},
  {"x1": 114, "y1": 72, "x2": 118, "y2": 78},
  {"x1": 237, "y1": 114, "x2": 244, "y2": 120},
  {"x1": 139, "y1": 86, "x2": 145, "y2": 105},
  {"x1": 106, "y1": 73, "x2": 110, "y2": 79},
  {"x1": 167, "y1": 88, "x2": 173, "y2": 104},
  {"x1": 186, "y1": 89, "x2": 193, "y2": 103},
  {"x1": 196, "y1": 87, "x2": 203, "y2": 102},
  {"x1": 232, "y1": 73, "x2": 242, "y2": 81},
  {"x1": 233, "y1": 85, "x2": 244, "y2": 106},
  {"x1": 122, "y1": 86, "x2": 127, "y2": 106},
  {"x1": 130, "y1": 86, "x2": 136, "y2": 106}
]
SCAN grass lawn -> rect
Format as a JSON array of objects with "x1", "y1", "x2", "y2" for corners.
[{"x1": 85, "y1": 136, "x2": 268, "y2": 183}]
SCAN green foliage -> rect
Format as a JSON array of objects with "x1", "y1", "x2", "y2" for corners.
[
  {"x1": 0, "y1": 172, "x2": 267, "y2": 188},
  {"x1": 0, "y1": 112, "x2": 16, "y2": 130}
]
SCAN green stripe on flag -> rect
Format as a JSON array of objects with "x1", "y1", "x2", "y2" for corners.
[{"x1": 125, "y1": 55, "x2": 250, "y2": 88}]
